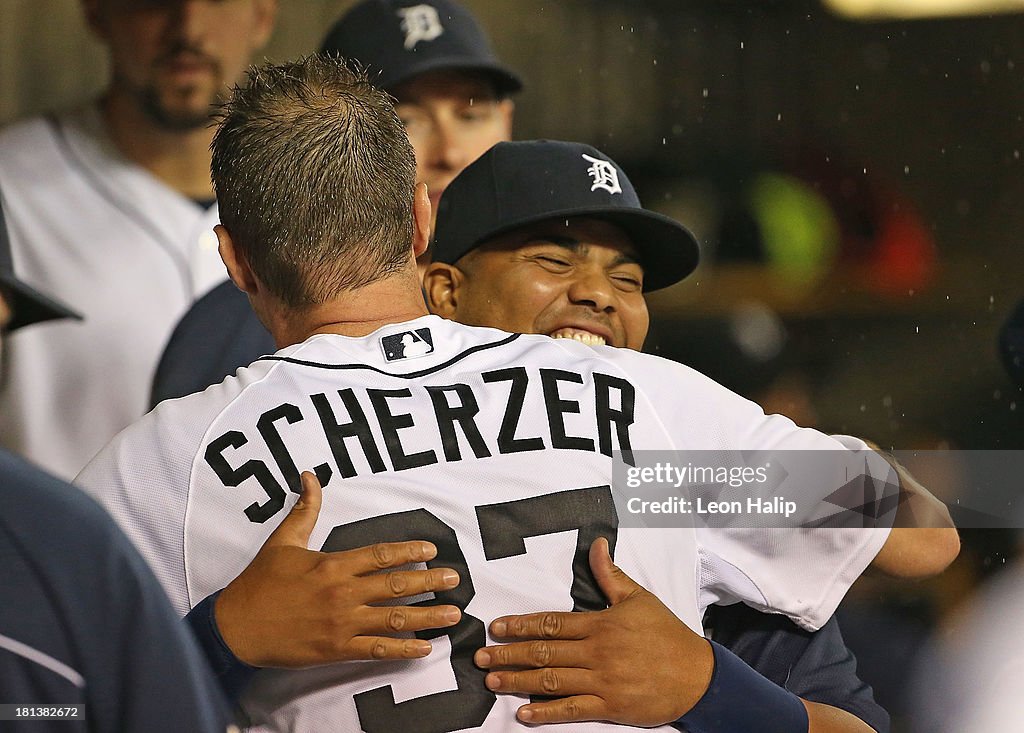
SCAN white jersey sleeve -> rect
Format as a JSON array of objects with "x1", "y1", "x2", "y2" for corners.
[
  {"x1": 607, "y1": 348, "x2": 889, "y2": 630},
  {"x1": 74, "y1": 366, "x2": 267, "y2": 614}
]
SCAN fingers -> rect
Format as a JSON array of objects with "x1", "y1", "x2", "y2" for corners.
[
  {"x1": 488, "y1": 611, "x2": 589, "y2": 641},
  {"x1": 355, "y1": 603, "x2": 462, "y2": 635},
  {"x1": 514, "y1": 695, "x2": 606, "y2": 725},
  {"x1": 330, "y1": 538, "x2": 441, "y2": 575},
  {"x1": 342, "y1": 635, "x2": 435, "y2": 661},
  {"x1": 589, "y1": 537, "x2": 644, "y2": 606},
  {"x1": 474, "y1": 640, "x2": 589, "y2": 671},
  {"x1": 484, "y1": 667, "x2": 593, "y2": 698},
  {"x1": 356, "y1": 566, "x2": 461, "y2": 601},
  {"x1": 263, "y1": 470, "x2": 324, "y2": 549}
]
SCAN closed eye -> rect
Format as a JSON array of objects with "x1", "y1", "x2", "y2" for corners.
[
  {"x1": 458, "y1": 107, "x2": 492, "y2": 123},
  {"x1": 457, "y1": 99, "x2": 499, "y2": 123},
  {"x1": 536, "y1": 255, "x2": 572, "y2": 267},
  {"x1": 611, "y1": 272, "x2": 643, "y2": 291}
]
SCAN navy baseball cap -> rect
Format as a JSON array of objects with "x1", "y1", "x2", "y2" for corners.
[
  {"x1": 320, "y1": 0, "x2": 522, "y2": 95},
  {"x1": 432, "y1": 140, "x2": 701, "y2": 292},
  {"x1": 0, "y1": 192, "x2": 81, "y2": 331}
]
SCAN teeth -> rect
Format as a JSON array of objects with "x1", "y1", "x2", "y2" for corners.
[{"x1": 550, "y1": 329, "x2": 607, "y2": 346}]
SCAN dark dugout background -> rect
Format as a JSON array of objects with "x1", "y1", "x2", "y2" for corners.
[{"x1": 4, "y1": 1, "x2": 1023, "y2": 729}]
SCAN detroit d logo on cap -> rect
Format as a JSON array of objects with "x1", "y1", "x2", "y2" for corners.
[
  {"x1": 582, "y1": 154, "x2": 623, "y2": 195},
  {"x1": 397, "y1": 4, "x2": 445, "y2": 49},
  {"x1": 381, "y1": 328, "x2": 435, "y2": 362}
]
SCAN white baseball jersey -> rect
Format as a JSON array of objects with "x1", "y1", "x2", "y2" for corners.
[
  {"x1": 0, "y1": 105, "x2": 226, "y2": 479},
  {"x1": 77, "y1": 315, "x2": 888, "y2": 733}
]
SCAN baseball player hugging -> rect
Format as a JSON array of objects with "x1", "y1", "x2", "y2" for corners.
[
  {"x1": 77, "y1": 56, "x2": 892, "y2": 732},
  {"x1": 82, "y1": 312, "x2": 887, "y2": 731}
]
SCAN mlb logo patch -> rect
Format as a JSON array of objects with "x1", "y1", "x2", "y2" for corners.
[{"x1": 380, "y1": 328, "x2": 435, "y2": 362}]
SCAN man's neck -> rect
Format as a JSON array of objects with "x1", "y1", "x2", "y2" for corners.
[
  {"x1": 101, "y1": 90, "x2": 216, "y2": 200},
  {"x1": 265, "y1": 270, "x2": 431, "y2": 350}
]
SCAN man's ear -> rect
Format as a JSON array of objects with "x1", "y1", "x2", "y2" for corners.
[
  {"x1": 216, "y1": 225, "x2": 259, "y2": 296},
  {"x1": 412, "y1": 182, "x2": 431, "y2": 260},
  {"x1": 423, "y1": 262, "x2": 463, "y2": 318}
]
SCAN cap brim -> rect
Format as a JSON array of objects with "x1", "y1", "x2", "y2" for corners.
[
  {"x1": 0, "y1": 273, "x2": 82, "y2": 332},
  {"x1": 377, "y1": 55, "x2": 523, "y2": 95},
  {"x1": 453, "y1": 206, "x2": 700, "y2": 292}
]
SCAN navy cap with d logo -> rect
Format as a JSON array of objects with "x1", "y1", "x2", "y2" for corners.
[
  {"x1": 431, "y1": 140, "x2": 700, "y2": 291},
  {"x1": 320, "y1": 0, "x2": 522, "y2": 95}
]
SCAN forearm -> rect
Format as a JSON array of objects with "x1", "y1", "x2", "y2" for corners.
[
  {"x1": 871, "y1": 453, "x2": 960, "y2": 577},
  {"x1": 806, "y1": 701, "x2": 878, "y2": 733},
  {"x1": 674, "y1": 641, "x2": 809, "y2": 733},
  {"x1": 707, "y1": 605, "x2": 889, "y2": 733},
  {"x1": 673, "y1": 644, "x2": 878, "y2": 733},
  {"x1": 185, "y1": 591, "x2": 257, "y2": 704}
]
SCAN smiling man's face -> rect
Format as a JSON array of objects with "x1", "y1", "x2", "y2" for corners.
[{"x1": 425, "y1": 217, "x2": 650, "y2": 350}]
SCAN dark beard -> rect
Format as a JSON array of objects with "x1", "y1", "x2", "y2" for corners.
[{"x1": 138, "y1": 86, "x2": 218, "y2": 132}]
